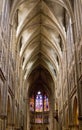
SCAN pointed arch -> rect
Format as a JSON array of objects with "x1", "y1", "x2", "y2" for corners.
[{"x1": 73, "y1": 97, "x2": 79, "y2": 125}]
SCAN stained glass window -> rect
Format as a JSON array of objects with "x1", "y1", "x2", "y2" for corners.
[
  {"x1": 44, "y1": 95, "x2": 49, "y2": 111},
  {"x1": 35, "y1": 91, "x2": 43, "y2": 112},
  {"x1": 30, "y1": 91, "x2": 49, "y2": 124},
  {"x1": 30, "y1": 91, "x2": 49, "y2": 112}
]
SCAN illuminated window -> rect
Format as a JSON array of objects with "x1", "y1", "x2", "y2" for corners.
[
  {"x1": 29, "y1": 91, "x2": 49, "y2": 112},
  {"x1": 35, "y1": 91, "x2": 43, "y2": 112},
  {"x1": 44, "y1": 95, "x2": 49, "y2": 111},
  {"x1": 30, "y1": 91, "x2": 49, "y2": 124}
]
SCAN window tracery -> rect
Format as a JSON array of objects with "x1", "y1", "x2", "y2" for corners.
[
  {"x1": 29, "y1": 91, "x2": 49, "y2": 124},
  {"x1": 30, "y1": 91, "x2": 49, "y2": 112}
]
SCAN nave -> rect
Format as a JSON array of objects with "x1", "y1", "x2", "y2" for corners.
[{"x1": 0, "y1": 0, "x2": 82, "y2": 130}]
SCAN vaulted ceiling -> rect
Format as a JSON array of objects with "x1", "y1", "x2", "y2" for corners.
[{"x1": 10, "y1": 0, "x2": 73, "y2": 94}]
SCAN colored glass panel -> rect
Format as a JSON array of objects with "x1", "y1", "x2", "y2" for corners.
[
  {"x1": 44, "y1": 95, "x2": 49, "y2": 111},
  {"x1": 35, "y1": 91, "x2": 43, "y2": 112}
]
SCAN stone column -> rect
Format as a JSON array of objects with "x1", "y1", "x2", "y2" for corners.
[
  {"x1": 71, "y1": 9, "x2": 82, "y2": 130},
  {"x1": 23, "y1": 97, "x2": 28, "y2": 130},
  {"x1": 78, "y1": 80, "x2": 82, "y2": 130},
  {"x1": 26, "y1": 98, "x2": 30, "y2": 130},
  {"x1": 0, "y1": 114, "x2": 7, "y2": 130},
  {"x1": 0, "y1": 118, "x2": 4, "y2": 130},
  {"x1": 49, "y1": 100, "x2": 54, "y2": 130}
]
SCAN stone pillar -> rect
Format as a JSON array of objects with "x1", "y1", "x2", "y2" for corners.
[
  {"x1": 72, "y1": 23, "x2": 82, "y2": 130},
  {"x1": 12, "y1": 98, "x2": 15, "y2": 130},
  {"x1": 78, "y1": 80, "x2": 82, "y2": 130},
  {"x1": 23, "y1": 98, "x2": 28, "y2": 130},
  {"x1": 0, "y1": 114, "x2": 7, "y2": 130},
  {"x1": 49, "y1": 99, "x2": 55, "y2": 130},
  {"x1": 68, "y1": 100, "x2": 73, "y2": 130},
  {"x1": 0, "y1": 118, "x2": 4, "y2": 130},
  {"x1": 26, "y1": 98, "x2": 30, "y2": 130}
]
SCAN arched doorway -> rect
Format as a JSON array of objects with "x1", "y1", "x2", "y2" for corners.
[{"x1": 73, "y1": 97, "x2": 79, "y2": 130}]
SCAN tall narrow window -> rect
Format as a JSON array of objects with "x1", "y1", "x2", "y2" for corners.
[
  {"x1": 44, "y1": 95, "x2": 49, "y2": 111},
  {"x1": 35, "y1": 91, "x2": 43, "y2": 112}
]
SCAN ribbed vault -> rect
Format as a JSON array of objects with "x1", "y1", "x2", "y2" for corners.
[
  {"x1": 28, "y1": 66, "x2": 54, "y2": 97},
  {"x1": 10, "y1": 0, "x2": 73, "y2": 96}
]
